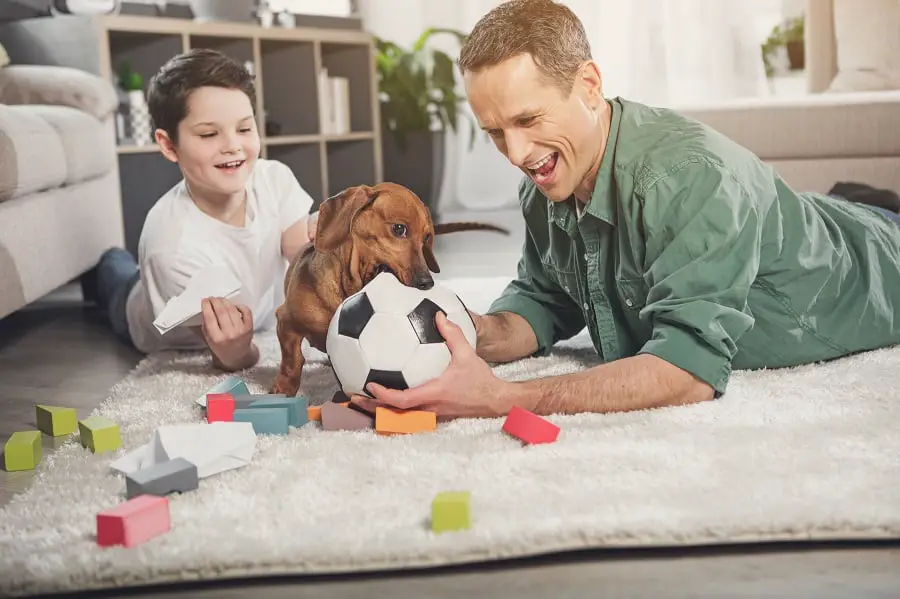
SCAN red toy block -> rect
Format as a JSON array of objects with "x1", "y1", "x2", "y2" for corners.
[
  {"x1": 206, "y1": 392, "x2": 235, "y2": 422},
  {"x1": 97, "y1": 495, "x2": 171, "y2": 548},
  {"x1": 502, "y1": 406, "x2": 560, "y2": 445}
]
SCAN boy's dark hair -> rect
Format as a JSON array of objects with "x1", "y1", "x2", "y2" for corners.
[
  {"x1": 147, "y1": 48, "x2": 256, "y2": 144},
  {"x1": 458, "y1": 0, "x2": 592, "y2": 96}
]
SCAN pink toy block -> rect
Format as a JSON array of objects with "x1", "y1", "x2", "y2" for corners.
[
  {"x1": 502, "y1": 406, "x2": 560, "y2": 445},
  {"x1": 207, "y1": 393, "x2": 235, "y2": 422},
  {"x1": 96, "y1": 495, "x2": 171, "y2": 548}
]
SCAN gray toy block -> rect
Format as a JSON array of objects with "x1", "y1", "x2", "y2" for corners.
[
  {"x1": 125, "y1": 457, "x2": 199, "y2": 499},
  {"x1": 321, "y1": 401, "x2": 374, "y2": 431},
  {"x1": 246, "y1": 395, "x2": 308, "y2": 427},
  {"x1": 233, "y1": 406, "x2": 290, "y2": 435}
]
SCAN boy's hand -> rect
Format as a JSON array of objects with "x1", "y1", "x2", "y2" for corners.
[{"x1": 200, "y1": 297, "x2": 258, "y2": 371}]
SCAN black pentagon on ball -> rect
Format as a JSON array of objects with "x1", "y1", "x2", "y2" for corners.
[
  {"x1": 407, "y1": 298, "x2": 446, "y2": 344},
  {"x1": 337, "y1": 292, "x2": 374, "y2": 339},
  {"x1": 364, "y1": 370, "x2": 409, "y2": 397}
]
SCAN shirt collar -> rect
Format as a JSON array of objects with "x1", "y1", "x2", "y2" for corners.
[{"x1": 548, "y1": 97, "x2": 623, "y2": 233}]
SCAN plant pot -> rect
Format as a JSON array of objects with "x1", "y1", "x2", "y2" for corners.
[
  {"x1": 127, "y1": 90, "x2": 152, "y2": 146},
  {"x1": 380, "y1": 128, "x2": 445, "y2": 218},
  {"x1": 786, "y1": 40, "x2": 805, "y2": 71}
]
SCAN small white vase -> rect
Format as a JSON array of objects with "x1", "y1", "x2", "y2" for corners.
[{"x1": 128, "y1": 90, "x2": 152, "y2": 146}]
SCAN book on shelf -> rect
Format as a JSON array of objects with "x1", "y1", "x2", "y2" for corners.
[{"x1": 318, "y1": 68, "x2": 351, "y2": 135}]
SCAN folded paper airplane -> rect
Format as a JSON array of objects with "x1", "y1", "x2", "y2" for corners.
[
  {"x1": 109, "y1": 421, "x2": 256, "y2": 479},
  {"x1": 152, "y1": 265, "x2": 243, "y2": 335}
]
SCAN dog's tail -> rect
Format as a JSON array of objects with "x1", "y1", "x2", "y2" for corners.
[{"x1": 434, "y1": 222, "x2": 510, "y2": 236}]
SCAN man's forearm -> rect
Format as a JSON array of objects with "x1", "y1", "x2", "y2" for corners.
[
  {"x1": 504, "y1": 353, "x2": 715, "y2": 416},
  {"x1": 473, "y1": 311, "x2": 538, "y2": 363}
]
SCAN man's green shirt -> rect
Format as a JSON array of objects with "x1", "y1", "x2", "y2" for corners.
[{"x1": 487, "y1": 97, "x2": 900, "y2": 394}]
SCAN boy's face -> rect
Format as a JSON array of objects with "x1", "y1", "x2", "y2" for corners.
[{"x1": 156, "y1": 86, "x2": 260, "y2": 200}]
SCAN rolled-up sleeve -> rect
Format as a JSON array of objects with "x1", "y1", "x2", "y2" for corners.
[
  {"x1": 637, "y1": 159, "x2": 764, "y2": 395},
  {"x1": 487, "y1": 231, "x2": 585, "y2": 357}
]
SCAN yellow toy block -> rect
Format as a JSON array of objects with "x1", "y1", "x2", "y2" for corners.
[
  {"x1": 36, "y1": 404, "x2": 77, "y2": 437},
  {"x1": 4, "y1": 431, "x2": 42, "y2": 471},
  {"x1": 431, "y1": 491, "x2": 471, "y2": 534},
  {"x1": 78, "y1": 416, "x2": 121, "y2": 454}
]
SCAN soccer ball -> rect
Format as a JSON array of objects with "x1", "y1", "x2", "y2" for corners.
[{"x1": 325, "y1": 272, "x2": 477, "y2": 398}]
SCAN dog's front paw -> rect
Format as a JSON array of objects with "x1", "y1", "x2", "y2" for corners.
[{"x1": 271, "y1": 375, "x2": 300, "y2": 397}]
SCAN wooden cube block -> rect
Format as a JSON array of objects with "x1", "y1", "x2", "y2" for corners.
[
  {"x1": 206, "y1": 375, "x2": 250, "y2": 398},
  {"x1": 501, "y1": 405, "x2": 559, "y2": 445},
  {"x1": 125, "y1": 457, "x2": 199, "y2": 499},
  {"x1": 97, "y1": 495, "x2": 170, "y2": 548},
  {"x1": 245, "y1": 395, "x2": 308, "y2": 427},
  {"x1": 233, "y1": 407, "x2": 290, "y2": 435},
  {"x1": 3, "y1": 430, "x2": 42, "y2": 471},
  {"x1": 308, "y1": 405, "x2": 322, "y2": 422},
  {"x1": 35, "y1": 404, "x2": 77, "y2": 437},
  {"x1": 206, "y1": 393, "x2": 235, "y2": 422},
  {"x1": 320, "y1": 401, "x2": 374, "y2": 431},
  {"x1": 78, "y1": 416, "x2": 121, "y2": 454},
  {"x1": 431, "y1": 491, "x2": 471, "y2": 533},
  {"x1": 375, "y1": 407, "x2": 436, "y2": 435}
]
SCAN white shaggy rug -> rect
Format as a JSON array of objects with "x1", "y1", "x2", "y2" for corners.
[{"x1": 2, "y1": 276, "x2": 900, "y2": 597}]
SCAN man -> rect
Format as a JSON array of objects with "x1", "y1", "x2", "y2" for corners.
[{"x1": 350, "y1": 0, "x2": 900, "y2": 419}]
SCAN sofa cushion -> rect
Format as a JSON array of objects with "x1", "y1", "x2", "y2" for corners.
[
  {"x1": 0, "y1": 103, "x2": 114, "y2": 203},
  {"x1": 677, "y1": 90, "x2": 900, "y2": 160},
  {"x1": 28, "y1": 105, "x2": 115, "y2": 188},
  {"x1": 0, "y1": 105, "x2": 66, "y2": 203}
]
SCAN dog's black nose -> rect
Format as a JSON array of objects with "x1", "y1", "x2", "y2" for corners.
[{"x1": 414, "y1": 275, "x2": 434, "y2": 290}]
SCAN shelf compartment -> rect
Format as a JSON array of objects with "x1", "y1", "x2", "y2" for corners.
[
  {"x1": 326, "y1": 138, "x2": 376, "y2": 199},
  {"x1": 260, "y1": 40, "x2": 319, "y2": 137},
  {"x1": 108, "y1": 31, "x2": 184, "y2": 90},
  {"x1": 118, "y1": 152, "x2": 184, "y2": 257},
  {"x1": 188, "y1": 35, "x2": 255, "y2": 70},
  {"x1": 320, "y1": 42, "x2": 374, "y2": 133},
  {"x1": 267, "y1": 142, "x2": 325, "y2": 209}
]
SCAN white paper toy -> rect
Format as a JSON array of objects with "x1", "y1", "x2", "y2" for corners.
[
  {"x1": 109, "y1": 421, "x2": 257, "y2": 479},
  {"x1": 153, "y1": 264, "x2": 243, "y2": 335}
]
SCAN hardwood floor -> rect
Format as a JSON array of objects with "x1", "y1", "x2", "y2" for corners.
[{"x1": 1, "y1": 221, "x2": 898, "y2": 598}]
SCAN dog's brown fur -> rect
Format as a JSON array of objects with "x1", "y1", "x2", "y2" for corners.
[{"x1": 270, "y1": 182, "x2": 509, "y2": 397}]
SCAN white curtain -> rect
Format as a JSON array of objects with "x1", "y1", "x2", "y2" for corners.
[{"x1": 361, "y1": 0, "x2": 781, "y2": 212}]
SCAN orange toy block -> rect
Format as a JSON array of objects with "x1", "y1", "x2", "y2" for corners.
[
  {"x1": 308, "y1": 405, "x2": 322, "y2": 422},
  {"x1": 375, "y1": 407, "x2": 436, "y2": 435}
]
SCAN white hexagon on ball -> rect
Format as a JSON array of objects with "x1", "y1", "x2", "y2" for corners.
[{"x1": 358, "y1": 312, "x2": 420, "y2": 371}]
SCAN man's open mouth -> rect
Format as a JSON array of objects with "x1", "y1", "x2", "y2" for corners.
[
  {"x1": 215, "y1": 159, "x2": 245, "y2": 172},
  {"x1": 527, "y1": 152, "x2": 559, "y2": 185}
]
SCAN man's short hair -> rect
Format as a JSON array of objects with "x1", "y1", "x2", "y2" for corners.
[
  {"x1": 457, "y1": 0, "x2": 592, "y2": 95},
  {"x1": 147, "y1": 48, "x2": 256, "y2": 144}
]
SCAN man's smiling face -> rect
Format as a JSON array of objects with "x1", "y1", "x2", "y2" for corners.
[{"x1": 464, "y1": 52, "x2": 605, "y2": 202}]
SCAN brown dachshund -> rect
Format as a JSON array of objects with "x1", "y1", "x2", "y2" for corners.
[{"x1": 270, "y1": 182, "x2": 509, "y2": 397}]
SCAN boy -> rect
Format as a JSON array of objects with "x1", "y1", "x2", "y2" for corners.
[{"x1": 87, "y1": 49, "x2": 316, "y2": 371}]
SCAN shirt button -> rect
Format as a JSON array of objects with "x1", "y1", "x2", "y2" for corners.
[
  {"x1": 564, "y1": 285, "x2": 570, "y2": 292},
  {"x1": 583, "y1": 302, "x2": 589, "y2": 310},
  {"x1": 625, "y1": 298, "x2": 633, "y2": 307},
  {"x1": 583, "y1": 253, "x2": 588, "y2": 261}
]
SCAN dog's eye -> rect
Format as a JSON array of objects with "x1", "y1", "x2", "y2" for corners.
[{"x1": 391, "y1": 224, "x2": 408, "y2": 238}]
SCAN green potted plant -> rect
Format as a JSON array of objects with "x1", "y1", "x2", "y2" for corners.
[
  {"x1": 375, "y1": 27, "x2": 475, "y2": 216},
  {"x1": 761, "y1": 15, "x2": 805, "y2": 77}
]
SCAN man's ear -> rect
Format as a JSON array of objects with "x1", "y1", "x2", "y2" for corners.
[
  {"x1": 155, "y1": 129, "x2": 178, "y2": 163},
  {"x1": 314, "y1": 185, "x2": 379, "y2": 253}
]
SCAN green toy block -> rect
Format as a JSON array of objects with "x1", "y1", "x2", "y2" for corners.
[
  {"x1": 233, "y1": 407, "x2": 290, "y2": 435},
  {"x1": 4, "y1": 431, "x2": 42, "y2": 471},
  {"x1": 36, "y1": 404, "x2": 77, "y2": 437},
  {"x1": 431, "y1": 491, "x2": 471, "y2": 534},
  {"x1": 206, "y1": 375, "x2": 250, "y2": 400},
  {"x1": 78, "y1": 416, "x2": 121, "y2": 454},
  {"x1": 245, "y1": 395, "x2": 308, "y2": 427}
]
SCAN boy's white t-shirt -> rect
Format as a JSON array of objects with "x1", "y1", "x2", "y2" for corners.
[{"x1": 125, "y1": 158, "x2": 314, "y2": 354}]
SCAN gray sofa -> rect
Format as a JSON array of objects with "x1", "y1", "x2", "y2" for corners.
[{"x1": 0, "y1": 64, "x2": 125, "y2": 320}]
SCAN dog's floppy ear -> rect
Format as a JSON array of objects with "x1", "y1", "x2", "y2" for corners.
[
  {"x1": 423, "y1": 233, "x2": 440, "y2": 273},
  {"x1": 314, "y1": 185, "x2": 379, "y2": 252}
]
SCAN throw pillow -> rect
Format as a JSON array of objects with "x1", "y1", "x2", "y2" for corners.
[{"x1": 828, "y1": 0, "x2": 900, "y2": 92}]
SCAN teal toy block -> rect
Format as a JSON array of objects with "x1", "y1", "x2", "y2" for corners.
[
  {"x1": 245, "y1": 395, "x2": 308, "y2": 427},
  {"x1": 233, "y1": 407, "x2": 290, "y2": 435},
  {"x1": 205, "y1": 375, "x2": 250, "y2": 401},
  {"x1": 4, "y1": 430, "x2": 42, "y2": 471}
]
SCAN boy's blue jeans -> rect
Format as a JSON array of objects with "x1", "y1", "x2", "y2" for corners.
[{"x1": 92, "y1": 248, "x2": 140, "y2": 345}]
